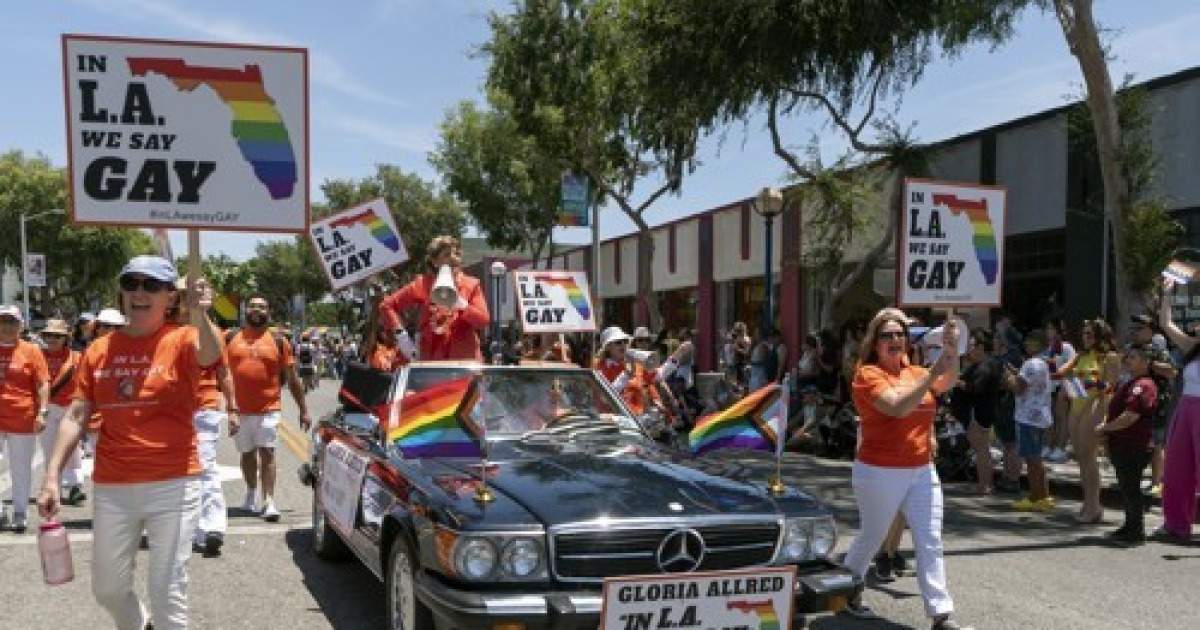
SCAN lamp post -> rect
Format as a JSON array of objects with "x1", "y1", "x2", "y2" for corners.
[
  {"x1": 20, "y1": 208, "x2": 65, "y2": 324},
  {"x1": 489, "y1": 261, "x2": 508, "y2": 363},
  {"x1": 752, "y1": 188, "x2": 784, "y2": 338}
]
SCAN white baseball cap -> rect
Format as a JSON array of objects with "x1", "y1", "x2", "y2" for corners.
[{"x1": 96, "y1": 308, "x2": 127, "y2": 326}]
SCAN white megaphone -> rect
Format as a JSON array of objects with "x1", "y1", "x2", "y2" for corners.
[
  {"x1": 919, "y1": 316, "x2": 969, "y2": 366},
  {"x1": 430, "y1": 265, "x2": 458, "y2": 308},
  {"x1": 626, "y1": 348, "x2": 659, "y2": 369}
]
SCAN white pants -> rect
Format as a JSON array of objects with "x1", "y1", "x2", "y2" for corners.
[
  {"x1": 193, "y1": 409, "x2": 227, "y2": 542},
  {"x1": 92, "y1": 477, "x2": 201, "y2": 630},
  {"x1": 40, "y1": 404, "x2": 83, "y2": 487},
  {"x1": 0, "y1": 432, "x2": 38, "y2": 515},
  {"x1": 843, "y1": 461, "x2": 954, "y2": 618}
]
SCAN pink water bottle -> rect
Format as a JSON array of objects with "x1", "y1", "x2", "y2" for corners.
[{"x1": 38, "y1": 520, "x2": 75, "y2": 585}]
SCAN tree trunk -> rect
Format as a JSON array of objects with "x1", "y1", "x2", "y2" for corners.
[{"x1": 1057, "y1": 0, "x2": 1132, "y2": 323}]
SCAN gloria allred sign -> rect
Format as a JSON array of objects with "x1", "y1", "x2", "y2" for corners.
[
  {"x1": 898, "y1": 178, "x2": 1007, "y2": 308},
  {"x1": 309, "y1": 198, "x2": 408, "y2": 290},
  {"x1": 62, "y1": 34, "x2": 309, "y2": 232},
  {"x1": 513, "y1": 270, "x2": 596, "y2": 333},
  {"x1": 600, "y1": 566, "x2": 796, "y2": 630}
]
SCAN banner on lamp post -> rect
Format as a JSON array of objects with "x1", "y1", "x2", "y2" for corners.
[
  {"x1": 559, "y1": 171, "x2": 590, "y2": 227},
  {"x1": 26, "y1": 253, "x2": 47, "y2": 287}
]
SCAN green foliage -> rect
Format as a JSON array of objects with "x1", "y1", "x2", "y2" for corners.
[
  {"x1": 242, "y1": 238, "x2": 327, "y2": 320},
  {"x1": 0, "y1": 150, "x2": 163, "y2": 315},
  {"x1": 1124, "y1": 199, "x2": 1181, "y2": 297},
  {"x1": 320, "y1": 164, "x2": 467, "y2": 286},
  {"x1": 430, "y1": 97, "x2": 559, "y2": 262}
]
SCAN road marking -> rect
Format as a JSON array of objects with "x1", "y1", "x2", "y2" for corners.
[
  {"x1": 0, "y1": 521, "x2": 313, "y2": 547},
  {"x1": 277, "y1": 420, "x2": 311, "y2": 461}
]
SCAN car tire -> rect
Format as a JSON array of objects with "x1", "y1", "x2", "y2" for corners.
[
  {"x1": 386, "y1": 537, "x2": 434, "y2": 630},
  {"x1": 312, "y1": 481, "x2": 351, "y2": 561}
]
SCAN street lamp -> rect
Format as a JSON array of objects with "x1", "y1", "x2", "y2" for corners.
[
  {"x1": 20, "y1": 208, "x2": 65, "y2": 324},
  {"x1": 752, "y1": 188, "x2": 784, "y2": 338},
  {"x1": 489, "y1": 261, "x2": 508, "y2": 363}
]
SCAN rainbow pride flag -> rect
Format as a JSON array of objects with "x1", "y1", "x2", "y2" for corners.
[
  {"x1": 388, "y1": 377, "x2": 483, "y2": 458},
  {"x1": 689, "y1": 384, "x2": 782, "y2": 456}
]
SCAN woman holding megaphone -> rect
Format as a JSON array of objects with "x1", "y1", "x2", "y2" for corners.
[{"x1": 379, "y1": 235, "x2": 491, "y2": 361}]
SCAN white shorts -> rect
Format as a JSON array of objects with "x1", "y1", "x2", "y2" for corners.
[{"x1": 234, "y1": 411, "x2": 281, "y2": 453}]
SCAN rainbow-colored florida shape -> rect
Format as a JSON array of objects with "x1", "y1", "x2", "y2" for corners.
[
  {"x1": 689, "y1": 384, "x2": 780, "y2": 456},
  {"x1": 533, "y1": 275, "x2": 591, "y2": 320},
  {"x1": 932, "y1": 193, "x2": 998, "y2": 284},
  {"x1": 388, "y1": 377, "x2": 482, "y2": 458},
  {"x1": 127, "y1": 57, "x2": 297, "y2": 200},
  {"x1": 727, "y1": 599, "x2": 781, "y2": 630},
  {"x1": 330, "y1": 208, "x2": 402, "y2": 252}
]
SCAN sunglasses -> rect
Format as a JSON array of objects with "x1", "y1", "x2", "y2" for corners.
[
  {"x1": 610, "y1": 340, "x2": 629, "y2": 346},
  {"x1": 877, "y1": 331, "x2": 906, "y2": 341},
  {"x1": 97, "y1": 323, "x2": 122, "y2": 330},
  {"x1": 42, "y1": 332, "x2": 68, "y2": 339},
  {"x1": 119, "y1": 275, "x2": 174, "y2": 293}
]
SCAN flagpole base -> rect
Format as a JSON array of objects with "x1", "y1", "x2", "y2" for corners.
[{"x1": 767, "y1": 475, "x2": 786, "y2": 496}]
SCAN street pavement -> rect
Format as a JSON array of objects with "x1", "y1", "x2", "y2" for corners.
[{"x1": 1, "y1": 378, "x2": 1195, "y2": 629}]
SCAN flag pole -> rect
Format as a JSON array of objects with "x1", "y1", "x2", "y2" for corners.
[
  {"x1": 768, "y1": 377, "x2": 788, "y2": 496},
  {"x1": 473, "y1": 377, "x2": 494, "y2": 504}
]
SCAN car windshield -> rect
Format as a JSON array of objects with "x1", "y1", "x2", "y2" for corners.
[{"x1": 396, "y1": 367, "x2": 632, "y2": 444}]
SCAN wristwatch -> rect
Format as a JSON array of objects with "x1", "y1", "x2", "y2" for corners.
[{"x1": 37, "y1": 408, "x2": 49, "y2": 417}]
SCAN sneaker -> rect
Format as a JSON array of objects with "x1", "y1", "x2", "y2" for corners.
[
  {"x1": 1032, "y1": 497, "x2": 1055, "y2": 512},
  {"x1": 842, "y1": 593, "x2": 877, "y2": 619},
  {"x1": 872, "y1": 553, "x2": 894, "y2": 583},
  {"x1": 1111, "y1": 529, "x2": 1146, "y2": 546},
  {"x1": 1150, "y1": 526, "x2": 1190, "y2": 545},
  {"x1": 931, "y1": 614, "x2": 974, "y2": 630},
  {"x1": 241, "y1": 491, "x2": 257, "y2": 513},
  {"x1": 1012, "y1": 497, "x2": 1038, "y2": 511},
  {"x1": 891, "y1": 552, "x2": 908, "y2": 575},
  {"x1": 11, "y1": 513, "x2": 27, "y2": 534},
  {"x1": 1045, "y1": 448, "x2": 1068, "y2": 463},
  {"x1": 261, "y1": 501, "x2": 281, "y2": 523},
  {"x1": 203, "y1": 532, "x2": 224, "y2": 558},
  {"x1": 62, "y1": 485, "x2": 87, "y2": 506}
]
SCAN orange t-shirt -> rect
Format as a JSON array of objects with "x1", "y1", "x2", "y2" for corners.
[
  {"x1": 852, "y1": 363, "x2": 936, "y2": 468},
  {"x1": 43, "y1": 346, "x2": 79, "y2": 408},
  {"x1": 76, "y1": 325, "x2": 204, "y2": 483},
  {"x1": 594, "y1": 358, "x2": 655, "y2": 416},
  {"x1": 227, "y1": 329, "x2": 294, "y2": 414},
  {"x1": 196, "y1": 362, "x2": 223, "y2": 411},
  {"x1": 0, "y1": 341, "x2": 51, "y2": 434}
]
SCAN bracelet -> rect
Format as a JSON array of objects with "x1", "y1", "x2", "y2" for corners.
[
  {"x1": 37, "y1": 408, "x2": 48, "y2": 416},
  {"x1": 227, "y1": 408, "x2": 240, "y2": 414}
]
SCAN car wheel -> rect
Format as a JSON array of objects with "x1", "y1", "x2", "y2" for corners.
[
  {"x1": 312, "y1": 482, "x2": 350, "y2": 561},
  {"x1": 387, "y1": 537, "x2": 434, "y2": 630}
]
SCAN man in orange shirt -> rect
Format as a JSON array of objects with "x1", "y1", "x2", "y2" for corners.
[
  {"x1": 0, "y1": 305, "x2": 50, "y2": 533},
  {"x1": 226, "y1": 295, "x2": 311, "y2": 522},
  {"x1": 378, "y1": 235, "x2": 490, "y2": 361}
]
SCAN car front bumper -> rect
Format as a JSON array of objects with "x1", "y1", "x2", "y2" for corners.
[{"x1": 415, "y1": 561, "x2": 861, "y2": 630}]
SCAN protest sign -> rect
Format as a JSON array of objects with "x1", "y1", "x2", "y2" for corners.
[
  {"x1": 63, "y1": 34, "x2": 309, "y2": 231},
  {"x1": 899, "y1": 179, "x2": 1007, "y2": 307},
  {"x1": 26, "y1": 254, "x2": 46, "y2": 287},
  {"x1": 309, "y1": 198, "x2": 408, "y2": 290},
  {"x1": 513, "y1": 270, "x2": 596, "y2": 333},
  {"x1": 600, "y1": 566, "x2": 795, "y2": 630}
]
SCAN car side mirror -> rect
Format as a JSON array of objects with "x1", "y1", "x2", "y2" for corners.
[{"x1": 343, "y1": 412, "x2": 381, "y2": 440}]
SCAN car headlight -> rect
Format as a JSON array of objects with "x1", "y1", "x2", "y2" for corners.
[
  {"x1": 456, "y1": 538, "x2": 498, "y2": 579},
  {"x1": 779, "y1": 519, "x2": 810, "y2": 561},
  {"x1": 501, "y1": 538, "x2": 543, "y2": 577},
  {"x1": 810, "y1": 518, "x2": 837, "y2": 558}
]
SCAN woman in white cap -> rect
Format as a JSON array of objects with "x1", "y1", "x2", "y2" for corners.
[
  {"x1": 0, "y1": 304, "x2": 51, "y2": 534},
  {"x1": 594, "y1": 326, "x2": 656, "y2": 416},
  {"x1": 37, "y1": 255, "x2": 223, "y2": 630},
  {"x1": 39, "y1": 318, "x2": 87, "y2": 506}
]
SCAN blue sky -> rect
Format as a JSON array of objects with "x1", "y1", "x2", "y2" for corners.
[{"x1": 5, "y1": 0, "x2": 1200, "y2": 261}]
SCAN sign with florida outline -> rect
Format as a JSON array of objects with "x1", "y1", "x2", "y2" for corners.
[
  {"x1": 513, "y1": 270, "x2": 596, "y2": 333},
  {"x1": 309, "y1": 198, "x2": 409, "y2": 290},
  {"x1": 600, "y1": 566, "x2": 796, "y2": 630},
  {"x1": 63, "y1": 34, "x2": 308, "y2": 232},
  {"x1": 898, "y1": 178, "x2": 1007, "y2": 307}
]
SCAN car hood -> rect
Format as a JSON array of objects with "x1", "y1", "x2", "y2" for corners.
[{"x1": 431, "y1": 433, "x2": 823, "y2": 525}]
